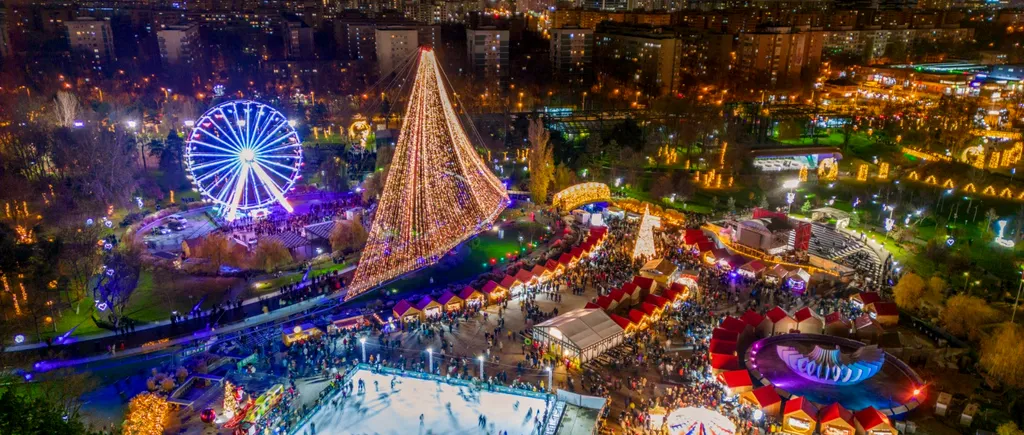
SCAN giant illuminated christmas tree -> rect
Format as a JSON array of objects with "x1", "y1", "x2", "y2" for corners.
[
  {"x1": 632, "y1": 205, "x2": 660, "y2": 260},
  {"x1": 346, "y1": 48, "x2": 508, "y2": 300}
]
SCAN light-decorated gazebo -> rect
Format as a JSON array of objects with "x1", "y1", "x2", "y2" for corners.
[{"x1": 532, "y1": 308, "x2": 624, "y2": 363}]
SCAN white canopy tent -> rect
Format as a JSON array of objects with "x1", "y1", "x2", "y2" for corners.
[{"x1": 532, "y1": 308, "x2": 624, "y2": 363}]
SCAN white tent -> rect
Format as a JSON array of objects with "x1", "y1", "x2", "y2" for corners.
[{"x1": 532, "y1": 308, "x2": 624, "y2": 363}]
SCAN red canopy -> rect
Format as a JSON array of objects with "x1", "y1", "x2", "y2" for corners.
[
  {"x1": 596, "y1": 295, "x2": 615, "y2": 310},
  {"x1": 621, "y1": 282, "x2": 640, "y2": 296},
  {"x1": 720, "y1": 316, "x2": 748, "y2": 334},
  {"x1": 558, "y1": 253, "x2": 573, "y2": 265},
  {"x1": 584, "y1": 302, "x2": 601, "y2": 309},
  {"x1": 856, "y1": 292, "x2": 882, "y2": 305},
  {"x1": 717, "y1": 369, "x2": 752, "y2": 388},
  {"x1": 794, "y1": 307, "x2": 817, "y2": 322},
  {"x1": 825, "y1": 311, "x2": 846, "y2": 325},
  {"x1": 610, "y1": 314, "x2": 633, "y2": 330},
  {"x1": 853, "y1": 407, "x2": 889, "y2": 430},
  {"x1": 530, "y1": 265, "x2": 548, "y2": 277},
  {"x1": 741, "y1": 309, "x2": 764, "y2": 327},
  {"x1": 766, "y1": 306, "x2": 791, "y2": 323},
  {"x1": 749, "y1": 386, "x2": 782, "y2": 407},
  {"x1": 644, "y1": 294, "x2": 670, "y2": 308},
  {"x1": 709, "y1": 339, "x2": 737, "y2": 355},
  {"x1": 632, "y1": 276, "x2": 656, "y2": 290},
  {"x1": 819, "y1": 403, "x2": 854, "y2": 426},
  {"x1": 711, "y1": 327, "x2": 739, "y2": 342},
  {"x1": 514, "y1": 269, "x2": 534, "y2": 283},
  {"x1": 710, "y1": 353, "x2": 739, "y2": 371},
  {"x1": 784, "y1": 396, "x2": 818, "y2": 418},
  {"x1": 628, "y1": 309, "x2": 646, "y2": 324},
  {"x1": 544, "y1": 259, "x2": 560, "y2": 270},
  {"x1": 498, "y1": 275, "x2": 518, "y2": 290},
  {"x1": 609, "y1": 289, "x2": 628, "y2": 303},
  {"x1": 639, "y1": 302, "x2": 659, "y2": 316}
]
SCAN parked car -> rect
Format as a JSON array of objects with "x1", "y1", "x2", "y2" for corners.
[
  {"x1": 169, "y1": 221, "x2": 187, "y2": 231},
  {"x1": 150, "y1": 226, "x2": 171, "y2": 235},
  {"x1": 168, "y1": 214, "x2": 188, "y2": 223}
]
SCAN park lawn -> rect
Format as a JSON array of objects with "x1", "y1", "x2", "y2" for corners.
[{"x1": 621, "y1": 188, "x2": 714, "y2": 214}]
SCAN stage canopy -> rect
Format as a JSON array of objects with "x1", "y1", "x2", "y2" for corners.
[{"x1": 533, "y1": 308, "x2": 624, "y2": 362}]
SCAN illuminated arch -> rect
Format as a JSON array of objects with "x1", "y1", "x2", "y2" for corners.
[
  {"x1": 924, "y1": 175, "x2": 938, "y2": 185},
  {"x1": 552, "y1": 182, "x2": 612, "y2": 211},
  {"x1": 942, "y1": 179, "x2": 955, "y2": 189},
  {"x1": 1000, "y1": 188, "x2": 1014, "y2": 198},
  {"x1": 983, "y1": 186, "x2": 997, "y2": 196},
  {"x1": 963, "y1": 183, "x2": 977, "y2": 193}
]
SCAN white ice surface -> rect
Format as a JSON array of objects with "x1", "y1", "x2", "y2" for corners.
[{"x1": 295, "y1": 370, "x2": 550, "y2": 435}]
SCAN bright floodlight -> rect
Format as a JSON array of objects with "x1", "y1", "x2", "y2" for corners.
[
  {"x1": 782, "y1": 179, "x2": 800, "y2": 189},
  {"x1": 185, "y1": 100, "x2": 303, "y2": 221}
]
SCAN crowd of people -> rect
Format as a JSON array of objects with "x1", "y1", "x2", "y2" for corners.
[
  {"x1": 209, "y1": 203, "x2": 888, "y2": 435},
  {"x1": 220, "y1": 194, "x2": 360, "y2": 237}
]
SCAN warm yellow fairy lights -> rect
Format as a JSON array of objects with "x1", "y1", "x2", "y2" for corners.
[
  {"x1": 552, "y1": 182, "x2": 610, "y2": 211},
  {"x1": 346, "y1": 49, "x2": 508, "y2": 300},
  {"x1": 632, "y1": 205, "x2": 660, "y2": 260},
  {"x1": 817, "y1": 158, "x2": 838, "y2": 181},
  {"x1": 18, "y1": 282, "x2": 27, "y2": 302},
  {"x1": 798, "y1": 166, "x2": 807, "y2": 182},
  {"x1": 224, "y1": 380, "x2": 239, "y2": 415},
  {"x1": 878, "y1": 163, "x2": 889, "y2": 180},
  {"x1": 11, "y1": 294, "x2": 20, "y2": 316},
  {"x1": 122, "y1": 393, "x2": 171, "y2": 435},
  {"x1": 856, "y1": 164, "x2": 868, "y2": 181},
  {"x1": 657, "y1": 145, "x2": 678, "y2": 165}
]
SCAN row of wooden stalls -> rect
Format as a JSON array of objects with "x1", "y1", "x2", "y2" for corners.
[
  {"x1": 532, "y1": 276, "x2": 695, "y2": 367},
  {"x1": 683, "y1": 229, "x2": 813, "y2": 293},
  {"x1": 391, "y1": 227, "x2": 609, "y2": 323},
  {"x1": 716, "y1": 371, "x2": 898, "y2": 435}
]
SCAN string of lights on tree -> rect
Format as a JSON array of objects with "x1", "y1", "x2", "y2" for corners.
[
  {"x1": 122, "y1": 393, "x2": 170, "y2": 435},
  {"x1": 345, "y1": 48, "x2": 508, "y2": 300},
  {"x1": 632, "y1": 205, "x2": 660, "y2": 260}
]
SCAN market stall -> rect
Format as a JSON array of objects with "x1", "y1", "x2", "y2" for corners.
[
  {"x1": 459, "y1": 286, "x2": 486, "y2": 307},
  {"x1": 392, "y1": 300, "x2": 422, "y2": 323},
  {"x1": 819, "y1": 403, "x2": 855, "y2": 435},
  {"x1": 740, "y1": 386, "x2": 782, "y2": 419},
  {"x1": 282, "y1": 323, "x2": 323, "y2": 346},
  {"x1": 783, "y1": 396, "x2": 818, "y2": 435},
  {"x1": 437, "y1": 291, "x2": 464, "y2": 312},
  {"x1": 853, "y1": 407, "x2": 897, "y2": 435}
]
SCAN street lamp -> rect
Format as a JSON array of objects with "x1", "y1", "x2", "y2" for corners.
[
  {"x1": 962, "y1": 272, "x2": 970, "y2": 293},
  {"x1": 545, "y1": 366, "x2": 552, "y2": 392},
  {"x1": 427, "y1": 347, "x2": 434, "y2": 373},
  {"x1": 477, "y1": 355, "x2": 485, "y2": 379},
  {"x1": 359, "y1": 337, "x2": 367, "y2": 362}
]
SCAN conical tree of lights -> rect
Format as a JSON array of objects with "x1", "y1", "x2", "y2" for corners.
[
  {"x1": 632, "y1": 205, "x2": 660, "y2": 260},
  {"x1": 346, "y1": 48, "x2": 508, "y2": 300}
]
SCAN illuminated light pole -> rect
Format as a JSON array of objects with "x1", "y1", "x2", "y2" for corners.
[
  {"x1": 427, "y1": 347, "x2": 434, "y2": 373},
  {"x1": 477, "y1": 355, "x2": 485, "y2": 379},
  {"x1": 545, "y1": 366, "x2": 552, "y2": 392},
  {"x1": 360, "y1": 337, "x2": 367, "y2": 362}
]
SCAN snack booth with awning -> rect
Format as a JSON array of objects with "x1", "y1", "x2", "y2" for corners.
[
  {"x1": 437, "y1": 290, "x2": 464, "y2": 312},
  {"x1": 783, "y1": 396, "x2": 818, "y2": 435},
  {"x1": 282, "y1": 323, "x2": 323, "y2": 346},
  {"x1": 819, "y1": 403, "x2": 855, "y2": 435}
]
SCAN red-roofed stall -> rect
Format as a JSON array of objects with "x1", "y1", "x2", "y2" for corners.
[
  {"x1": 717, "y1": 369, "x2": 754, "y2": 396},
  {"x1": 819, "y1": 403, "x2": 855, "y2": 435},
  {"x1": 741, "y1": 386, "x2": 783, "y2": 419},
  {"x1": 437, "y1": 291, "x2": 464, "y2": 312},
  {"x1": 759, "y1": 307, "x2": 797, "y2": 337},
  {"x1": 794, "y1": 307, "x2": 824, "y2": 334},
  {"x1": 460, "y1": 286, "x2": 486, "y2": 307},
  {"x1": 853, "y1": 407, "x2": 896, "y2": 435},
  {"x1": 783, "y1": 397, "x2": 818, "y2": 435}
]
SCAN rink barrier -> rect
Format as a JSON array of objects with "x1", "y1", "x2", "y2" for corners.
[{"x1": 287, "y1": 364, "x2": 560, "y2": 435}]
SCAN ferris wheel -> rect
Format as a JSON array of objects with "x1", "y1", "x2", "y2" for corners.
[{"x1": 185, "y1": 100, "x2": 303, "y2": 221}]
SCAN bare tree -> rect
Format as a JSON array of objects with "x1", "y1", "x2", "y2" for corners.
[
  {"x1": 527, "y1": 118, "x2": 554, "y2": 204},
  {"x1": 52, "y1": 91, "x2": 80, "y2": 128}
]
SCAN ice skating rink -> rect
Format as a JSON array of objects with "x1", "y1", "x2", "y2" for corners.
[{"x1": 296, "y1": 369, "x2": 551, "y2": 435}]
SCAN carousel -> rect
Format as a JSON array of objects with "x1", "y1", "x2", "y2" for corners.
[{"x1": 665, "y1": 407, "x2": 736, "y2": 435}]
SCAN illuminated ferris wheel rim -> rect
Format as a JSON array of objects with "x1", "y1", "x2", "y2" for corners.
[{"x1": 185, "y1": 100, "x2": 303, "y2": 221}]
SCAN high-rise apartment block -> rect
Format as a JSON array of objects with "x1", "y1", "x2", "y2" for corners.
[
  {"x1": 736, "y1": 27, "x2": 823, "y2": 87},
  {"x1": 466, "y1": 27, "x2": 509, "y2": 78},
  {"x1": 375, "y1": 26, "x2": 418, "y2": 76},
  {"x1": 157, "y1": 24, "x2": 202, "y2": 66},
  {"x1": 549, "y1": 28, "x2": 594, "y2": 86},
  {"x1": 65, "y1": 17, "x2": 115, "y2": 70}
]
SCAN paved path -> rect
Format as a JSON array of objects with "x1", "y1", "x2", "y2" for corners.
[{"x1": 11, "y1": 265, "x2": 356, "y2": 369}]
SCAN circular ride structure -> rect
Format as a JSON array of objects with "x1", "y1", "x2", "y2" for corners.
[{"x1": 185, "y1": 100, "x2": 303, "y2": 221}]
